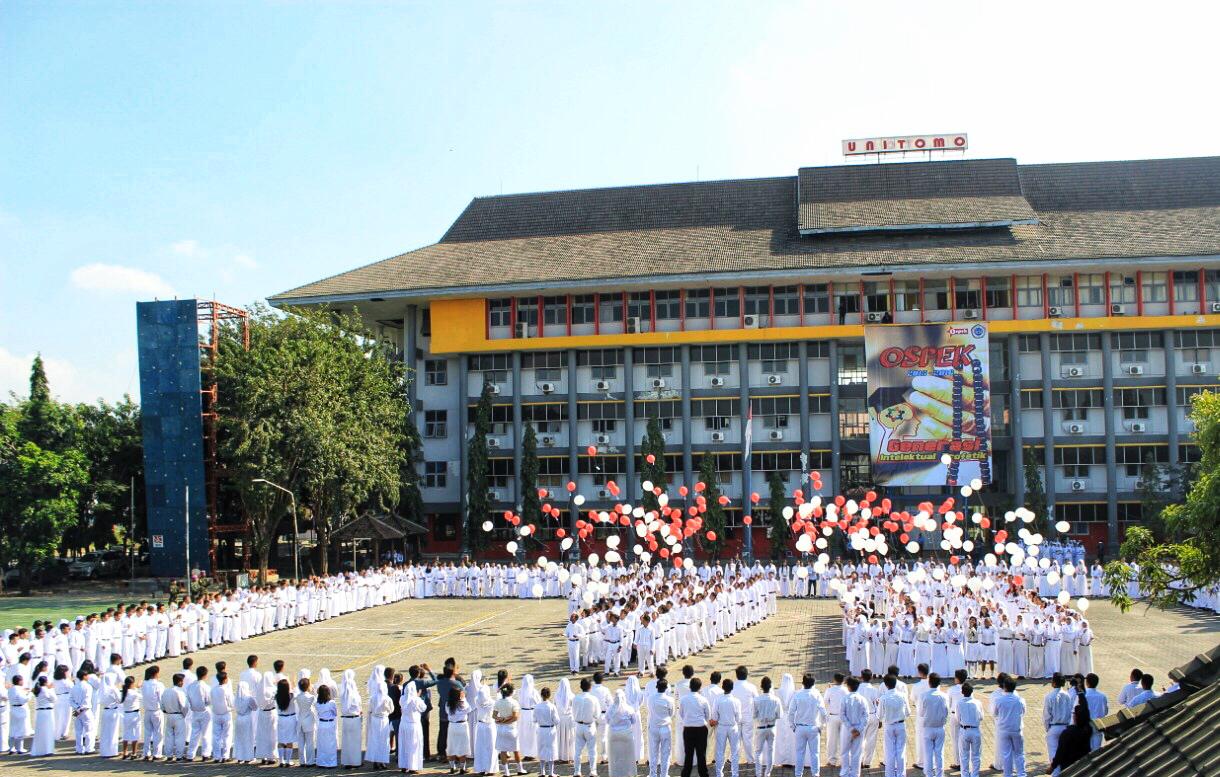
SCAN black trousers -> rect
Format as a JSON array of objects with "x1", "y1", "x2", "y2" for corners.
[
  {"x1": 681, "y1": 726, "x2": 708, "y2": 777},
  {"x1": 437, "y1": 717, "x2": 449, "y2": 759},
  {"x1": 422, "y1": 713, "x2": 432, "y2": 758}
]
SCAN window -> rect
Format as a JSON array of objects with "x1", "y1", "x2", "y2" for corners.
[
  {"x1": 543, "y1": 296, "x2": 568, "y2": 327},
  {"x1": 705, "y1": 361, "x2": 731, "y2": 376},
  {"x1": 1053, "y1": 389, "x2": 1103, "y2": 409},
  {"x1": 810, "y1": 394, "x2": 831, "y2": 413},
  {"x1": 743, "y1": 287, "x2": 770, "y2": 316},
  {"x1": 1016, "y1": 276, "x2": 1043, "y2": 308},
  {"x1": 705, "y1": 416, "x2": 731, "y2": 431},
  {"x1": 1142, "y1": 272, "x2": 1168, "y2": 303},
  {"x1": 895, "y1": 280, "x2": 922, "y2": 311},
  {"x1": 1110, "y1": 275, "x2": 1137, "y2": 304},
  {"x1": 802, "y1": 284, "x2": 830, "y2": 314},
  {"x1": 1207, "y1": 271, "x2": 1220, "y2": 305},
  {"x1": 424, "y1": 410, "x2": 447, "y2": 438},
  {"x1": 1020, "y1": 390, "x2": 1043, "y2": 409},
  {"x1": 534, "y1": 368, "x2": 561, "y2": 382},
  {"x1": 839, "y1": 397, "x2": 868, "y2": 438},
  {"x1": 591, "y1": 365, "x2": 618, "y2": 380},
  {"x1": 655, "y1": 291, "x2": 680, "y2": 320},
  {"x1": 628, "y1": 292, "x2": 651, "y2": 323},
  {"x1": 1174, "y1": 330, "x2": 1220, "y2": 348},
  {"x1": 536, "y1": 457, "x2": 570, "y2": 490},
  {"x1": 713, "y1": 288, "x2": 740, "y2": 318},
  {"x1": 838, "y1": 345, "x2": 867, "y2": 385},
  {"x1": 1180, "y1": 347, "x2": 1211, "y2": 365},
  {"x1": 954, "y1": 280, "x2": 981, "y2": 311},
  {"x1": 685, "y1": 289, "x2": 710, "y2": 319},
  {"x1": 1063, "y1": 407, "x2": 1089, "y2": 422},
  {"x1": 763, "y1": 415, "x2": 789, "y2": 429},
  {"x1": 1117, "y1": 445, "x2": 1169, "y2": 477},
  {"x1": 572, "y1": 295, "x2": 595, "y2": 325},
  {"x1": 1078, "y1": 274, "x2": 1106, "y2": 306},
  {"x1": 692, "y1": 345, "x2": 736, "y2": 363},
  {"x1": 424, "y1": 359, "x2": 448, "y2": 386},
  {"x1": 1060, "y1": 351, "x2": 1087, "y2": 365},
  {"x1": 592, "y1": 419, "x2": 617, "y2": 434},
  {"x1": 985, "y1": 277, "x2": 1011, "y2": 309},
  {"x1": 1048, "y1": 276, "x2": 1075, "y2": 308},
  {"x1": 577, "y1": 349, "x2": 624, "y2": 367},
  {"x1": 1116, "y1": 332, "x2": 1162, "y2": 351},
  {"x1": 516, "y1": 298, "x2": 539, "y2": 326},
  {"x1": 1049, "y1": 333, "x2": 1103, "y2": 351},
  {"x1": 773, "y1": 286, "x2": 798, "y2": 315},
  {"x1": 762, "y1": 359, "x2": 789, "y2": 373},
  {"x1": 488, "y1": 299, "x2": 512, "y2": 327},
  {"x1": 598, "y1": 295, "x2": 623, "y2": 324},
  {"x1": 488, "y1": 459, "x2": 514, "y2": 488},
  {"x1": 646, "y1": 363, "x2": 674, "y2": 378},
  {"x1": 864, "y1": 281, "x2": 890, "y2": 313},
  {"x1": 423, "y1": 461, "x2": 447, "y2": 489},
  {"x1": 923, "y1": 280, "x2": 949, "y2": 310},
  {"x1": 1116, "y1": 387, "x2": 1165, "y2": 407},
  {"x1": 1122, "y1": 406, "x2": 1149, "y2": 421},
  {"x1": 835, "y1": 288, "x2": 861, "y2": 315}
]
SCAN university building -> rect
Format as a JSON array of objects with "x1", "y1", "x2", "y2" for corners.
[{"x1": 271, "y1": 155, "x2": 1220, "y2": 559}]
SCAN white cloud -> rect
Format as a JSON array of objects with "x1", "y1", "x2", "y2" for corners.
[
  {"x1": 69, "y1": 262, "x2": 177, "y2": 299},
  {"x1": 233, "y1": 253, "x2": 258, "y2": 269},
  {"x1": 171, "y1": 239, "x2": 204, "y2": 258},
  {"x1": 1, "y1": 347, "x2": 82, "y2": 403},
  {"x1": 0, "y1": 346, "x2": 139, "y2": 405}
]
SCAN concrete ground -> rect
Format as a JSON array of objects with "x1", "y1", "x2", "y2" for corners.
[{"x1": 1, "y1": 596, "x2": 1216, "y2": 776}]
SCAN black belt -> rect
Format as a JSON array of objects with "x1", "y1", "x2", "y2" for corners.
[
  {"x1": 577, "y1": 721, "x2": 593, "y2": 725},
  {"x1": 605, "y1": 640, "x2": 620, "y2": 644},
  {"x1": 104, "y1": 705, "x2": 119, "y2": 710},
  {"x1": 342, "y1": 714, "x2": 360, "y2": 718},
  {"x1": 280, "y1": 712, "x2": 296, "y2": 717},
  {"x1": 959, "y1": 725, "x2": 977, "y2": 729},
  {"x1": 982, "y1": 642, "x2": 995, "y2": 646},
  {"x1": 319, "y1": 718, "x2": 335, "y2": 722},
  {"x1": 261, "y1": 707, "x2": 275, "y2": 712},
  {"x1": 165, "y1": 711, "x2": 183, "y2": 715},
  {"x1": 902, "y1": 641, "x2": 913, "y2": 644},
  {"x1": 568, "y1": 638, "x2": 580, "y2": 642},
  {"x1": 756, "y1": 724, "x2": 774, "y2": 729},
  {"x1": 538, "y1": 724, "x2": 554, "y2": 728},
  {"x1": 522, "y1": 707, "x2": 535, "y2": 711},
  {"x1": 125, "y1": 710, "x2": 139, "y2": 714},
  {"x1": 886, "y1": 719, "x2": 906, "y2": 724}
]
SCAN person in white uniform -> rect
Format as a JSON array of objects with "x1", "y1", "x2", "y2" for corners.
[
  {"x1": 785, "y1": 674, "x2": 825, "y2": 777},
  {"x1": 209, "y1": 671, "x2": 234, "y2": 762},
  {"x1": 532, "y1": 687, "x2": 557, "y2": 777},
  {"x1": 572, "y1": 678, "x2": 603, "y2": 777},
  {"x1": 647, "y1": 678, "x2": 675, "y2": 777},
  {"x1": 710, "y1": 678, "x2": 742, "y2": 777},
  {"x1": 919, "y1": 674, "x2": 950, "y2": 777},
  {"x1": 750, "y1": 678, "x2": 780, "y2": 777},
  {"x1": 838, "y1": 677, "x2": 868, "y2": 777},
  {"x1": 877, "y1": 675, "x2": 909, "y2": 777},
  {"x1": 955, "y1": 683, "x2": 984, "y2": 777}
]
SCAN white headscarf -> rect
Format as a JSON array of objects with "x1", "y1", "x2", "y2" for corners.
[
  {"x1": 625, "y1": 675, "x2": 643, "y2": 707},
  {"x1": 610, "y1": 689, "x2": 630, "y2": 719},
  {"x1": 555, "y1": 678, "x2": 573, "y2": 714},
  {"x1": 319, "y1": 668, "x2": 337, "y2": 693},
  {"x1": 778, "y1": 674, "x2": 795, "y2": 708},
  {"x1": 520, "y1": 674, "x2": 537, "y2": 706},
  {"x1": 341, "y1": 669, "x2": 361, "y2": 715},
  {"x1": 368, "y1": 664, "x2": 385, "y2": 697}
]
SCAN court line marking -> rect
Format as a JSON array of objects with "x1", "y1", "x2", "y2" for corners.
[{"x1": 340, "y1": 606, "x2": 522, "y2": 671}]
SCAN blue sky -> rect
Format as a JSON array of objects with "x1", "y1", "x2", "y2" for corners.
[{"x1": 2, "y1": 0, "x2": 1217, "y2": 404}]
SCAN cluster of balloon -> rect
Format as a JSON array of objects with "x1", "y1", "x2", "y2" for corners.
[{"x1": 479, "y1": 446, "x2": 1087, "y2": 610}]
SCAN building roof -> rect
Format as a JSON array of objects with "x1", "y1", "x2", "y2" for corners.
[
  {"x1": 330, "y1": 511, "x2": 427, "y2": 541},
  {"x1": 796, "y1": 158, "x2": 1037, "y2": 234},
  {"x1": 271, "y1": 156, "x2": 1220, "y2": 304},
  {"x1": 1063, "y1": 643, "x2": 1220, "y2": 777}
]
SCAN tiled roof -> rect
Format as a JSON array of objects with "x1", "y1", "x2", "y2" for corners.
[
  {"x1": 271, "y1": 156, "x2": 1220, "y2": 303},
  {"x1": 796, "y1": 158, "x2": 1037, "y2": 233}
]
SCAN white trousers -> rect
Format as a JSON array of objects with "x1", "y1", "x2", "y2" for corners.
[
  {"x1": 838, "y1": 727, "x2": 863, "y2": 777},
  {"x1": 648, "y1": 727, "x2": 671, "y2": 777},
  {"x1": 825, "y1": 716, "x2": 842, "y2": 765},
  {"x1": 861, "y1": 717, "x2": 878, "y2": 766},
  {"x1": 568, "y1": 642, "x2": 581, "y2": 673},
  {"x1": 1046, "y1": 723, "x2": 1066, "y2": 773},
  {"x1": 996, "y1": 730, "x2": 1026, "y2": 777},
  {"x1": 753, "y1": 727, "x2": 775, "y2": 774},
  {"x1": 575, "y1": 724, "x2": 598, "y2": 775},
  {"x1": 143, "y1": 712, "x2": 163, "y2": 757},
  {"x1": 188, "y1": 711, "x2": 211, "y2": 758},
  {"x1": 164, "y1": 715, "x2": 187, "y2": 758},
  {"x1": 714, "y1": 725, "x2": 740, "y2": 777},
  {"x1": 957, "y1": 727, "x2": 981, "y2": 777},
  {"x1": 210, "y1": 716, "x2": 232, "y2": 760},
  {"x1": 75, "y1": 712, "x2": 96, "y2": 754},
  {"x1": 298, "y1": 727, "x2": 316, "y2": 766},
  {"x1": 922, "y1": 726, "x2": 945, "y2": 777},
  {"x1": 793, "y1": 725, "x2": 820, "y2": 776},
  {"x1": 882, "y1": 722, "x2": 906, "y2": 777}
]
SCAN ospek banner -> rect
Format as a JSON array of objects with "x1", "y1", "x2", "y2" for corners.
[{"x1": 865, "y1": 321, "x2": 992, "y2": 487}]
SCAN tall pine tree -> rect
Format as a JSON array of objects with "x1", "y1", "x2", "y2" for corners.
[
  {"x1": 768, "y1": 470, "x2": 789, "y2": 560},
  {"x1": 465, "y1": 382, "x2": 494, "y2": 553},
  {"x1": 639, "y1": 416, "x2": 668, "y2": 513},
  {"x1": 698, "y1": 453, "x2": 726, "y2": 558},
  {"x1": 1022, "y1": 447, "x2": 1050, "y2": 535},
  {"x1": 18, "y1": 355, "x2": 78, "y2": 453},
  {"x1": 520, "y1": 424, "x2": 541, "y2": 556}
]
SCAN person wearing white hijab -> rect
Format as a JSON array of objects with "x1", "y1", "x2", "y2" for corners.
[
  {"x1": 340, "y1": 669, "x2": 364, "y2": 768},
  {"x1": 472, "y1": 671, "x2": 499, "y2": 776},
  {"x1": 624, "y1": 676, "x2": 645, "y2": 762},
  {"x1": 554, "y1": 678, "x2": 575, "y2": 765},
  {"x1": 319, "y1": 668, "x2": 339, "y2": 697},
  {"x1": 98, "y1": 673, "x2": 122, "y2": 757},
  {"x1": 315, "y1": 682, "x2": 339, "y2": 768},
  {"x1": 30, "y1": 675, "x2": 57, "y2": 756},
  {"x1": 398, "y1": 681, "x2": 427, "y2": 772},
  {"x1": 233, "y1": 680, "x2": 258, "y2": 762},
  {"x1": 606, "y1": 690, "x2": 638, "y2": 777},
  {"x1": 533, "y1": 686, "x2": 558, "y2": 777},
  {"x1": 773, "y1": 675, "x2": 795, "y2": 768},
  {"x1": 518, "y1": 674, "x2": 540, "y2": 761},
  {"x1": 255, "y1": 671, "x2": 278, "y2": 764},
  {"x1": 209, "y1": 670, "x2": 234, "y2": 762},
  {"x1": 367, "y1": 672, "x2": 393, "y2": 767},
  {"x1": 9, "y1": 675, "x2": 33, "y2": 754}
]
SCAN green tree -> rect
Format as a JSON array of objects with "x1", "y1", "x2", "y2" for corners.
[
  {"x1": 216, "y1": 304, "x2": 407, "y2": 579},
  {"x1": 698, "y1": 453, "x2": 726, "y2": 558},
  {"x1": 0, "y1": 409, "x2": 89, "y2": 592},
  {"x1": 639, "y1": 416, "x2": 668, "y2": 513},
  {"x1": 1136, "y1": 456, "x2": 1172, "y2": 541},
  {"x1": 465, "y1": 382, "x2": 494, "y2": 553},
  {"x1": 16, "y1": 355, "x2": 80, "y2": 454},
  {"x1": 398, "y1": 410, "x2": 426, "y2": 547},
  {"x1": 768, "y1": 470, "x2": 789, "y2": 560},
  {"x1": 520, "y1": 423, "x2": 541, "y2": 556},
  {"x1": 1106, "y1": 390, "x2": 1220, "y2": 610},
  {"x1": 1022, "y1": 448, "x2": 1050, "y2": 536},
  {"x1": 62, "y1": 397, "x2": 144, "y2": 554}
]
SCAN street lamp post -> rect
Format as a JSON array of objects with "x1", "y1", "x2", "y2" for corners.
[{"x1": 252, "y1": 479, "x2": 299, "y2": 581}]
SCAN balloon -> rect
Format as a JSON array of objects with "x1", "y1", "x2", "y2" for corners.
[
  {"x1": 481, "y1": 520, "x2": 493, "y2": 532},
  {"x1": 1078, "y1": 598, "x2": 1090, "y2": 611},
  {"x1": 705, "y1": 531, "x2": 717, "y2": 541},
  {"x1": 743, "y1": 515, "x2": 752, "y2": 526},
  {"x1": 905, "y1": 541, "x2": 919, "y2": 553},
  {"x1": 717, "y1": 495, "x2": 729, "y2": 506},
  {"x1": 587, "y1": 446, "x2": 597, "y2": 456},
  {"x1": 506, "y1": 541, "x2": 518, "y2": 554},
  {"x1": 941, "y1": 453, "x2": 953, "y2": 465},
  {"x1": 531, "y1": 583, "x2": 544, "y2": 597},
  {"x1": 606, "y1": 535, "x2": 621, "y2": 549},
  {"x1": 566, "y1": 481, "x2": 577, "y2": 492},
  {"x1": 646, "y1": 454, "x2": 656, "y2": 464},
  {"x1": 750, "y1": 492, "x2": 760, "y2": 504},
  {"x1": 695, "y1": 482, "x2": 706, "y2": 492},
  {"x1": 573, "y1": 494, "x2": 586, "y2": 506},
  {"x1": 970, "y1": 478, "x2": 983, "y2": 490},
  {"x1": 537, "y1": 488, "x2": 548, "y2": 499},
  {"x1": 556, "y1": 528, "x2": 566, "y2": 538},
  {"x1": 560, "y1": 537, "x2": 573, "y2": 550},
  {"x1": 1055, "y1": 520, "x2": 1071, "y2": 533}
]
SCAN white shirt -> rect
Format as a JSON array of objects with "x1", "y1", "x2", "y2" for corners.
[
  {"x1": 878, "y1": 689, "x2": 909, "y2": 726},
  {"x1": 711, "y1": 694, "x2": 741, "y2": 728},
  {"x1": 648, "y1": 693, "x2": 675, "y2": 729},
  {"x1": 751, "y1": 693, "x2": 781, "y2": 728},
  {"x1": 786, "y1": 688, "x2": 827, "y2": 729},
  {"x1": 957, "y1": 697, "x2": 983, "y2": 728},
  {"x1": 572, "y1": 692, "x2": 602, "y2": 726},
  {"x1": 920, "y1": 689, "x2": 949, "y2": 729},
  {"x1": 678, "y1": 692, "x2": 712, "y2": 727}
]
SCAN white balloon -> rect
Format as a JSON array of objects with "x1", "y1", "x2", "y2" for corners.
[
  {"x1": 639, "y1": 551, "x2": 651, "y2": 563},
  {"x1": 682, "y1": 557, "x2": 694, "y2": 570},
  {"x1": 519, "y1": 526, "x2": 530, "y2": 537},
  {"x1": 963, "y1": 540, "x2": 974, "y2": 553},
  {"x1": 815, "y1": 537, "x2": 828, "y2": 549},
  {"x1": 586, "y1": 553, "x2": 600, "y2": 567},
  {"x1": 506, "y1": 541, "x2": 518, "y2": 554},
  {"x1": 960, "y1": 486, "x2": 973, "y2": 497},
  {"x1": 635, "y1": 523, "x2": 648, "y2": 538},
  {"x1": 906, "y1": 541, "x2": 920, "y2": 553},
  {"x1": 633, "y1": 544, "x2": 643, "y2": 555},
  {"x1": 1047, "y1": 571, "x2": 1060, "y2": 585},
  {"x1": 1062, "y1": 564, "x2": 1077, "y2": 576},
  {"x1": 658, "y1": 493, "x2": 669, "y2": 507},
  {"x1": 794, "y1": 566, "x2": 808, "y2": 578},
  {"x1": 782, "y1": 506, "x2": 795, "y2": 520},
  {"x1": 632, "y1": 506, "x2": 645, "y2": 518},
  {"x1": 605, "y1": 550, "x2": 621, "y2": 564},
  {"x1": 1055, "y1": 520, "x2": 1071, "y2": 533},
  {"x1": 642, "y1": 480, "x2": 654, "y2": 492},
  {"x1": 1077, "y1": 598, "x2": 1090, "y2": 611},
  {"x1": 573, "y1": 494, "x2": 586, "y2": 506},
  {"x1": 941, "y1": 453, "x2": 953, "y2": 465},
  {"x1": 531, "y1": 583, "x2": 544, "y2": 598},
  {"x1": 795, "y1": 535, "x2": 813, "y2": 553},
  {"x1": 537, "y1": 555, "x2": 549, "y2": 567},
  {"x1": 606, "y1": 535, "x2": 621, "y2": 549},
  {"x1": 984, "y1": 553, "x2": 997, "y2": 566},
  {"x1": 557, "y1": 569, "x2": 570, "y2": 583},
  {"x1": 560, "y1": 537, "x2": 573, "y2": 551},
  {"x1": 516, "y1": 570, "x2": 528, "y2": 583},
  {"x1": 482, "y1": 520, "x2": 494, "y2": 532},
  {"x1": 1057, "y1": 589, "x2": 1070, "y2": 603},
  {"x1": 970, "y1": 478, "x2": 983, "y2": 490}
]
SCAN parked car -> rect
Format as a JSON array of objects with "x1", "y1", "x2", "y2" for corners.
[
  {"x1": 3, "y1": 558, "x2": 71, "y2": 588},
  {"x1": 68, "y1": 549, "x2": 127, "y2": 579}
]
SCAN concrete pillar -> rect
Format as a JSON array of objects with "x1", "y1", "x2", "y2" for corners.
[
  {"x1": 512, "y1": 352, "x2": 523, "y2": 510},
  {"x1": 623, "y1": 348, "x2": 635, "y2": 499},
  {"x1": 405, "y1": 305, "x2": 418, "y2": 411},
  {"x1": 681, "y1": 346, "x2": 693, "y2": 491},
  {"x1": 828, "y1": 339, "x2": 842, "y2": 496},
  {"x1": 1039, "y1": 333, "x2": 1055, "y2": 522},
  {"x1": 1008, "y1": 335, "x2": 1025, "y2": 505},
  {"x1": 1165, "y1": 331, "x2": 1179, "y2": 466},
  {"x1": 459, "y1": 355, "x2": 469, "y2": 556},
  {"x1": 739, "y1": 344, "x2": 753, "y2": 560},
  {"x1": 799, "y1": 341, "x2": 811, "y2": 472},
  {"x1": 1101, "y1": 333, "x2": 1119, "y2": 557},
  {"x1": 567, "y1": 349, "x2": 580, "y2": 561}
]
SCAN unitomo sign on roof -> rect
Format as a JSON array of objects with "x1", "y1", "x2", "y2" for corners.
[{"x1": 843, "y1": 133, "x2": 968, "y2": 155}]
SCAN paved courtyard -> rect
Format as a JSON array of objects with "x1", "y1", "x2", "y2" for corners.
[{"x1": 2, "y1": 595, "x2": 1216, "y2": 776}]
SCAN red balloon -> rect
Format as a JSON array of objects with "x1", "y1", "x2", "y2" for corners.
[
  {"x1": 834, "y1": 495, "x2": 845, "y2": 507},
  {"x1": 865, "y1": 490, "x2": 877, "y2": 502},
  {"x1": 867, "y1": 554, "x2": 878, "y2": 565},
  {"x1": 673, "y1": 557, "x2": 684, "y2": 569},
  {"x1": 607, "y1": 480, "x2": 620, "y2": 495},
  {"x1": 528, "y1": 524, "x2": 536, "y2": 535},
  {"x1": 537, "y1": 488, "x2": 548, "y2": 499},
  {"x1": 542, "y1": 503, "x2": 552, "y2": 513},
  {"x1": 996, "y1": 529, "x2": 1008, "y2": 543},
  {"x1": 868, "y1": 526, "x2": 880, "y2": 536},
  {"x1": 812, "y1": 480, "x2": 823, "y2": 491},
  {"x1": 587, "y1": 446, "x2": 597, "y2": 456},
  {"x1": 793, "y1": 489, "x2": 804, "y2": 500},
  {"x1": 717, "y1": 495, "x2": 730, "y2": 506},
  {"x1": 619, "y1": 516, "x2": 630, "y2": 526},
  {"x1": 653, "y1": 487, "x2": 663, "y2": 496},
  {"x1": 750, "y1": 492, "x2": 760, "y2": 504},
  {"x1": 646, "y1": 454, "x2": 656, "y2": 464},
  {"x1": 659, "y1": 548, "x2": 670, "y2": 558},
  {"x1": 949, "y1": 555, "x2": 959, "y2": 565},
  {"x1": 899, "y1": 532, "x2": 909, "y2": 543},
  {"x1": 679, "y1": 486, "x2": 689, "y2": 497},
  {"x1": 705, "y1": 531, "x2": 717, "y2": 541},
  {"x1": 566, "y1": 481, "x2": 577, "y2": 492},
  {"x1": 980, "y1": 517, "x2": 992, "y2": 529},
  {"x1": 688, "y1": 506, "x2": 699, "y2": 517},
  {"x1": 556, "y1": 528, "x2": 567, "y2": 538},
  {"x1": 743, "y1": 515, "x2": 752, "y2": 526},
  {"x1": 1012, "y1": 574, "x2": 1024, "y2": 586}
]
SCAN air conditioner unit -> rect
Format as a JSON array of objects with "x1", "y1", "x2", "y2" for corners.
[
  {"x1": 594, "y1": 380, "x2": 611, "y2": 391},
  {"x1": 1065, "y1": 422, "x2": 1085, "y2": 434},
  {"x1": 710, "y1": 431, "x2": 726, "y2": 443},
  {"x1": 487, "y1": 437, "x2": 502, "y2": 449},
  {"x1": 1111, "y1": 303, "x2": 1126, "y2": 316},
  {"x1": 595, "y1": 434, "x2": 612, "y2": 445},
  {"x1": 743, "y1": 314, "x2": 760, "y2": 329},
  {"x1": 488, "y1": 384, "x2": 502, "y2": 395},
  {"x1": 961, "y1": 309, "x2": 981, "y2": 320},
  {"x1": 651, "y1": 378, "x2": 667, "y2": 389},
  {"x1": 626, "y1": 316, "x2": 642, "y2": 334},
  {"x1": 514, "y1": 322, "x2": 530, "y2": 338},
  {"x1": 709, "y1": 376, "x2": 726, "y2": 387},
  {"x1": 489, "y1": 489, "x2": 507, "y2": 502},
  {"x1": 767, "y1": 374, "x2": 783, "y2": 385},
  {"x1": 1122, "y1": 364, "x2": 1144, "y2": 375},
  {"x1": 541, "y1": 435, "x2": 556, "y2": 446},
  {"x1": 1129, "y1": 422, "x2": 1147, "y2": 433},
  {"x1": 768, "y1": 430, "x2": 784, "y2": 441},
  {"x1": 597, "y1": 489, "x2": 611, "y2": 499},
  {"x1": 1192, "y1": 363, "x2": 1209, "y2": 375},
  {"x1": 1048, "y1": 306, "x2": 1064, "y2": 318},
  {"x1": 1063, "y1": 366, "x2": 1085, "y2": 378},
  {"x1": 1211, "y1": 302, "x2": 1220, "y2": 314},
  {"x1": 540, "y1": 382, "x2": 557, "y2": 393},
  {"x1": 865, "y1": 311, "x2": 885, "y2": 323},
  {"x1": 1070, "y1": 479, "x2": 1088, "y2": 492}
]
